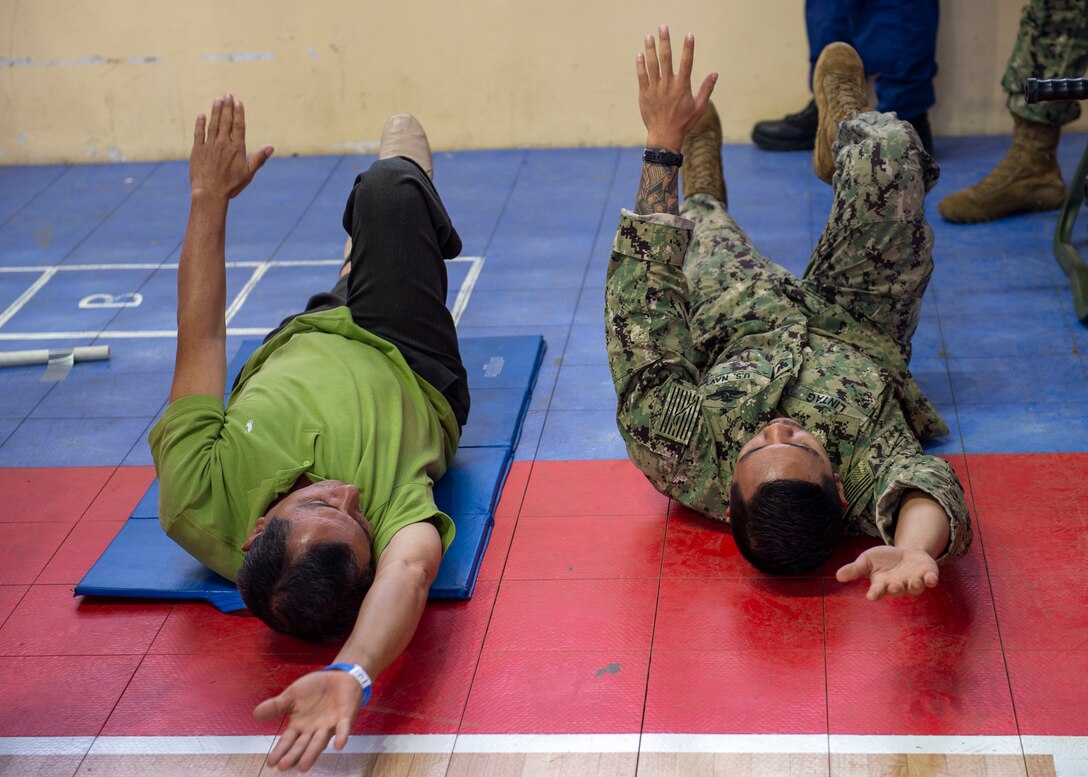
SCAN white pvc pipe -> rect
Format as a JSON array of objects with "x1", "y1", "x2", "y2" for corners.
[{"x1": 0, "y1": 345, "x2": 111, "y2": 368}]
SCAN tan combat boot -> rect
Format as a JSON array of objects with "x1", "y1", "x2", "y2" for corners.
[
  {"x1": 681, "y1": 100, "x2": 727, "y2": 205},
  {"x1": 937, "y1": 114, "x2": 1066, "y2": 223},
  {"x1": 379, "y1": 113, "x2": 433, "y2": 180},
  {"x1": 812, "y1": 42, "x2": 868, "y2": 184}
]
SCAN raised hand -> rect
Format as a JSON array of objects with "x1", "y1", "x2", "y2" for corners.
[
  {"x1": 836, "y1": 545, "x2": 940, "y2": 602},
  {"x1": 253, "y1": 670, "x2": 363, "y2": 773},
  {"x1": 636, "y1": 26, "x2": 718, "y2": 152},
  {"x1": 189, "y1": 93, "x2": 273, "y2": 201}
]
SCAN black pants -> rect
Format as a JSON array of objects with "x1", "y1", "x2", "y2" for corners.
[{"x1": 264, "y1": 156, "x2": 470, "y2": 428}]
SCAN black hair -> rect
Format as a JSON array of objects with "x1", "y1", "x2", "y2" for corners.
[
  {"x1": 728, "y1": 475, "x2": 844, "y2": 575},
  {"x1": 237, "y1": 518, "x2": 375, "y2": 641}
]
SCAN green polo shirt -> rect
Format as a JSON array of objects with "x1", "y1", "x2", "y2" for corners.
[{"x1": 149, "y1": 307, "x2": 460, "y2": 582}]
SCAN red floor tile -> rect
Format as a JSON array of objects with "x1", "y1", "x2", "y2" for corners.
[
  {"x1": 460, "y1": 650, "x2": 649, "y2": 734},
  {"x1": 644, "y1": 649, "x2": 828, "y2": 734},
  {"x1": 101, "y1": 653, "x2": 311, "y2": 735},
  {"x1": 0, "y1": 466, "x2": 115, "y2": 523},
  {"x1": 503, "y1": 513, "x2": 665, "y2": 580},
  {"x1": 520, "y1": 459, "x2": 669, "y2": 518},
  {"x1": 0, "y1": 522, "x2": 74, "y2": 584},
  {"x1": 149, "y1": 603, "x2": 314, "y2": 655},
  {"x1": 495, "y1": 461, "x2": 532, "y2": 519},
  {"x1": 826, "y1": 648, "x2": 1017, "y2": 735},
  {"x1": 0, "y1": 584, "x2": 169, "y2": 656},
  {"x1": 964, "y1": 453, "x2": 1088, "y2": 515},
  {"x1": 80, "y1": 465, "x2": 156, "y2": 521},
  {"x1": 36, "y1": 520, "x2": 123, "y2": 585},
  {"x1": 824, "y1": 573, "x2": 1000, "y2": 652},
  {"x1": 351, "y1": 649, "x2": 478, "y2": 735},
  {"x1": 661, "y1": 511, "x2": 760, "y2": 578},
  {"x1": 653, "y1": 577, "x2": 823, "y2": 652},
  {"x1": 990, "y1": 572, "x2": 1088, "y2": 652},
  {"x1": 0, "y1": 654, "x2": 141, "y2": 736},
  {"x1": 0, "y1": 585, "x2": 27, "y2": 627},
  {"x1": 478, "y1": 509, "x2": 516, "y2": 581},
  {"x1": 1005, "y1": 650, "x2": 1088, "y2": 735},
  {"x1": 484, "y1": 578, "x2": 657, "y2": 653},
  {"x1": 976, "y1": 509, "x2": 1088, "y2": 579}
]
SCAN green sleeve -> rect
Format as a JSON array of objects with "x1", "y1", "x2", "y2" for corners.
[
  {"x1": 148, "y1": 394, "x2": 245, "y2": 581},
  {"x1": 370, "y1": 482, "x2": 456, "y2": 564},
  {"x1": 604, "y1": 211, "x2": 710, "y2": 488},
  {"x1": 872, "y1": 433, "x2": 973, "y2": 563}
]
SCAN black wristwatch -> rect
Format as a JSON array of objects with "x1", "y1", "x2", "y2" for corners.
[{"x1": 643, "y1": 148, "x2": 684, "y2": 167}]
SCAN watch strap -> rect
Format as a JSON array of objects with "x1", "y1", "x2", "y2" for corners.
[
  {"x1": 643, "y1": 148, "x2": 684, "y2": 167},
  {"x1": 322, "y1": 662, "x2": 373, "y2": 707}
]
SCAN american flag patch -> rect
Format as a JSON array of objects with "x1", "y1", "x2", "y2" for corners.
[{"x1": 653, "y1": 384, "x2": 703, "y2": 445}]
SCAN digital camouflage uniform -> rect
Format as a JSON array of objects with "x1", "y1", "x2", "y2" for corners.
[
  {"x1": 605, "y1": 112, "x2": 971, "y2": 560},
  {"x1": 1004, "y1": 0, "x2": 1088, "y2": 126}
]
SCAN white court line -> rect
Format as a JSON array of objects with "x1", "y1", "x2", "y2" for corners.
[
  {"x1": 223, "y1": 262, "x2": 271, "y2": 324},
  {"x1": 450, "y1": 256, "x2": 484, "y2": 326},
  {"x1": 0, "y1": 257, "x2": 483, "y2": 340},
  {"x1": 828, "y1": 735, "x2": 1024, "y2": 756},
  {"x1": 0, "y1": 267, "x2": 57, "y2": 329},
  {"x1": 0, "y1": 737, "x2": 94, "y2": 756}
]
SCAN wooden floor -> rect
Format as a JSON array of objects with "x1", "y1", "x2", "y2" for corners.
[{"x1": 0, "y1": 752, "x2": 1061, "y2": 777}]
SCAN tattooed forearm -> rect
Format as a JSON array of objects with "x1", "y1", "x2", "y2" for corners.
[{"x1": 636, "y1": 154, "x2": 680, "y2": 216}]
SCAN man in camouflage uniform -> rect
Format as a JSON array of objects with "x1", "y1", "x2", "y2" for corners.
[
  {"x1": 939, "y1": 0, "x2": 1088, "y2": 222},
  {"x1": 609, "y1": 32, "x2": 971, "y2": 599}
]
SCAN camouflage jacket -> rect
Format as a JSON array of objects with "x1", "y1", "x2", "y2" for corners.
[{"x1": 605, "y1": 211, "x2": 971, "y2": 561}]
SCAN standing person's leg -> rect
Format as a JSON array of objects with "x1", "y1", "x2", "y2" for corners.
[
  {"x1": 802, "y1": 109, "x2": 938, "y2": 363},
  {"x1": 341, "y1": 155, "x2": 470, "y2": 427},
  {"x1": 850, "y1": 0, "x2": 939, "y2": 153},
  {"x1": 807, "y1": 0, "x2": 853, "y2": 89},
  {"x1": 938, "y1": 0, "x2": 1088, "y2": 223}
]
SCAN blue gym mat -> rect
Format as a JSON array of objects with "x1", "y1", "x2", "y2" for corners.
[{"x1": 76, "y1": 334, "x2": 546, "y2": 609}]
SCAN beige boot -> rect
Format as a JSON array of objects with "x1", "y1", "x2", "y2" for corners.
[
  {"x1": 379, "y1": 113, "x2": 433, "y2": 180},
  {"x1": 938, "y1": 114, "x2": 1065, "y2": 223},
  {"x1": 681, "y1": 100, "x2": 727, "y2": 205},
  {"x1": 813, "y1": 42, "x2": 868, "y2": 184}
]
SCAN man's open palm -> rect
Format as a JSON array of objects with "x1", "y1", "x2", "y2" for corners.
[
  {"x1": 254, "y1": 670, "x2": 362, "y2": 773},
  {"x1": 836, "y1": 545, "x2": 940, "y2": 601}
]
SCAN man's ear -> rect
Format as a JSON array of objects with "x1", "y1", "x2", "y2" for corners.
[
  {"x1": 834, "y1": 473, "x2": 848, "y2": 509},
  {"x1": 241, "y1": 515, "x2": 269, "y2": 553}
]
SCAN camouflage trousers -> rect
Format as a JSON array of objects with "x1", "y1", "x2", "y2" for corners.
[
  {"x1": 1003, "y1": 0, "x2": 1088, "y2": 126},
  {"x1": 681, "y1": 112, "x2": 938, "y2": 368}
]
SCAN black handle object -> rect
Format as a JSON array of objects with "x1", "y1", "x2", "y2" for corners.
[{"x1": 1025, "y1": 77, "x2": 1088, "y2": 104}]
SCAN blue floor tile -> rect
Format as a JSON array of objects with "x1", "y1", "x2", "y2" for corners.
[
  {"x1": 0, "y1": 163, "x2": 157, "y2": 265},
  {"x1": 0, "y1": 416, "x2": 154, "y2": 466},
  {"x1": 948, "y1": 354, "x2": 1088, "y2": 405},
  {"x1": 528, "y1": 361, "x2": 559, "y2": 412},
  {"x1": 222, "y1": 156, "x2": 342, "y2": 262},
  {"x1": 438, "y1": 149, "x2": 527, "y2": 257},
  {"x1": 550, "y1": 363, "x2": 617, "y2": 412},
  {"x1": 938, "y1": 287, "x2": 1077, "y2": 358},
  {"x1": 30, "y1": 370, "x2": 172, "y2": 419},
  {"x1": 922, "y1": 404, "x2": 964, "y2": 456},
  {"x1": 103, "y1": 265, "x2": 256, "y2": 333},
  {"x1": 227, "y1": 263, "x2": 343, "y2": 331},
  {"x1": 0, "y1": 165, "x2": 67, "y2": 226},
  {"x1": 958, "y1": 400, "x2": 1088, "y2": 454},
  {"x1": 0, "y1": 368, "x2": 55, "y2": 419},
  {"x1": 0, "y1": 417, "x2": 19, "y2": 449},
  {"x1": 3, "y1": 267, "x2": 157, "y2": 334},
  {"x1": 536, "y1": 409, "x2": 627, "y2": 461},
  {"x1": 910, "y1": 314, "x2": 945, "y2": 360},
  {"x1": 909, "y1": 357, "x2": 953, "y2": 407},
  {"x1": 272, "y1": 155, "x2": 367, "y2": 262},
  {"x1": 473, "y1": 246, "x2": 590, "y2": 290},
  {"x1": 122, "y1": 413, "x2": 165, "y2": 466},
  {"x1": 512, "y1": 409, "x2": 545, "y2": 462},
  {"x1": 457, "y1": 286, "x2": 579, "y2": 328},
  {"x1": 66, "y1": 161, "x2": 189, "y2": 264},
  {"x1": 564, "y1": 323, "x2": 607, "y2": 366}
]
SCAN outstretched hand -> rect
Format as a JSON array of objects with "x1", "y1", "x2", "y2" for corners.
[
  {"x1": 636, "y1": 26, "x2": 718, "y2": 152},
  {"x1": 836, "y1": 545, "x2": 940, "y2": 602},
  {"x1": 254, "y1": 670, "x2": 363, "y2": 773},
  {"x1": 189, "y1": 93, "x2": 273, "y2": 201}
]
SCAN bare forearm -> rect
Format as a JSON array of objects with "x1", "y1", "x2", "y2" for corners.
[
  {"x1": 635, "y1": 156, "x2": 680, "y2": 216},
  {"x1": 334, "y1": 562, "x2": 432, "y2": 679},
  {"x1": 893, "y1": 489, "x2": 951, "y2": 559}
]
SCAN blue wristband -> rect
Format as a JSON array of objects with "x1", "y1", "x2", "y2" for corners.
[{"x1": 322, "y1": 662, "x2": 373, "y2": 707}]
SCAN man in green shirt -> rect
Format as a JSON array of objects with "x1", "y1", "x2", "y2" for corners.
[
  {"x1": 607, "y1": 31, "x2": 971, "y2": 598},
  {"x1": 152, "y1": 97, "x2": 468, "y2": 772}
]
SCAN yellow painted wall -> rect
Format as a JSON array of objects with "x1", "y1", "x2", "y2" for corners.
[{"x1": 1, "y1": 0, "x2": 1085, "y2": 164}]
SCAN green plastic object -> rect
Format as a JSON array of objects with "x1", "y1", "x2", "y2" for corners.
[{"x1": 1055, "y1": 139, "x2": 1088, "y2": 323}]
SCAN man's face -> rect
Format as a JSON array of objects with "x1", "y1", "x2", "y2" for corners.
[
  {"x1": 731, "y1": 418, "x2": 837, "y2": 504},
  {"x1": 244, "y1": 479, "x2": 374, "y2": 568}
]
